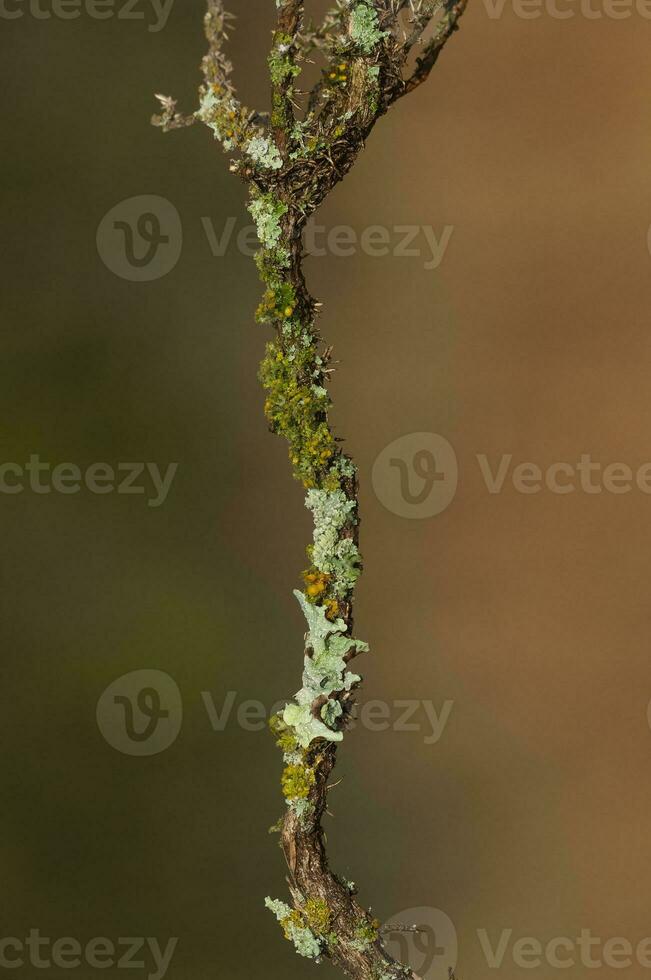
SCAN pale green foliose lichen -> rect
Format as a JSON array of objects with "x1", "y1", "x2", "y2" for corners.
[
  {"x1": 196, "y1": 89, "x2": 231, "y2": 146},
  {"x1": 281, "y1": 592, "x2": 368, "y2": 748},
  {"x1": 321, "y1": 699, "x2": 343, "y2": 727},
  {"x1": 248, "y1": 194, "x2": 288, "y2": 250},
  {"x1": 246, "y1": 135, "x2": 283, "y2": 170},
  {"x1": 329, "y1": 537, "x2": 363, "y2": 596},
  {"x1": 290, "y1": 797, "x2": 314, "y2": 823},
  {"x1": 265, "y1": 898, "x2": 322, "y2": 960},
  {"x1": 295, "y1": 589, "x2": 348, "y2": 649},
  {"x1": 306, "y1": 489, "x2": 362, "y2": 595},
  {"x1": 349, "y1": 3, "x2": 388, "y2": 53},
  {"x1": 336, "y1": 455, "x2": 357, "y2": 479},
  {"x1": 301, "y1": 630, "x2": 363, "y2": 699},
  {"x1": 265, "y1": 897, "x2": 292, "y2": 920},
  {"x1": 283, "y1": 702, "x2": 343, "y2": 748}
]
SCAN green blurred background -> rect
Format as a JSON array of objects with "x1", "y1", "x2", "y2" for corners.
[{"x1": 2, "y1": 2, "x2": 651, "y2": 978}]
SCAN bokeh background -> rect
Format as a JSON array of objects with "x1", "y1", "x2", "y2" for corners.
[{"x1": 2, "y1": 2, "x2": 651, "y2": 978}]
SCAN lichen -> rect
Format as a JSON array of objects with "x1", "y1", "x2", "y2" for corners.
[
  {"x1": 265, "y1": 898, "x2": 322, "y2": 960},
  {"x1": 305, "y1": 489, "x2": 362, "y2": 596},
  {"x1": 330, "y1": 538, "x2": 363, "y2": 596},
  {"x1": 290, "y1": 797, "x2": 314, "y2": 823},
  {"x1": 289, "y1": 119, "x2": 326, "y2": 161},
  {"x1": 349, "y1": 4, "x2": 388, "y2": 54},
  {"x1": 283, "y1": 702, "x2": 343, "y2": 749},
  {"x1": 321, "y1": 699, "x2": 343, "y2": 727},
  {"x1": 246, "y1": 135, "x2": 283, "y2": 171},
  {"x1": 367, "y1": 65, "x2": 381, "y2": 114},
  {"x1": 301, "y1": 629, "x2": 363, "y2": 699},
  {"x1": 195, "y1": 85, "x2": 260, "y2": 153},
  {"x1": 279, "y1": 592, "x2": 368, "y2": 749},
  {"x1": 248, "y1": 193, "x2": 288, "y2": 250},
  {"x1": 295, "y1": 589, "x2": 346, "y2": 645}
]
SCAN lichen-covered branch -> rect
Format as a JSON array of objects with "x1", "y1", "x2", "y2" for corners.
[{"x1": 152, "y1": 3, "x2": 467, "y2": 978}]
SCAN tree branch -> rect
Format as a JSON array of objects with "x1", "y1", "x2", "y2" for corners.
[
  {"x1": 270, "y1": 0, "x2": 304, "y2": 155},
  {"x1": 152, "y1": 2, "x2": 469, "y2": 977},
  {"x1": 399, "y1": 0, "x2": 469, "y2": 97}
]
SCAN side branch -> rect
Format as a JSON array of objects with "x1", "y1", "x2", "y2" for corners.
[
  {"x1": 271, "y1": 0, "x2": 305, "y2": 155},
  {"x1": 399, "y1": 0, "x2": 469, "y2": 96}
]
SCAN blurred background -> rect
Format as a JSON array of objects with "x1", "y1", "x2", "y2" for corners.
[{"x1": 2, "y1": 2, "x2": 651, "y2": 978}]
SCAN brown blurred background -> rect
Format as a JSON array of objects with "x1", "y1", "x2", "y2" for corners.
[{"x1": 2, "y1": 2, "x2": 651, "y2": 978}]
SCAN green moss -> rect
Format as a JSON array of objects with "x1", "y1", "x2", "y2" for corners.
[
  {"x1": 269, "y1": 33, "x2": 301, "y2": 86},
  {"x1": 269, "y1": 712, "x2": 300, "y2": 754},
  {"x1": 304, "y1": 898, "x2": 332, "y2": 935},
  {"x1": 255, "y1": 246, "x2": 290, "y2": 282},
  {"x1": 351, "y1": 918, "x2": 380, "y2": 951},
  {"x1": 281, "y1": 763, "x2": 316, "y2": 800},
  {"x1": 256, "y1": 281, "x2": 297, "y2": 324},
  {"x1": 259, "y1": 338, "x2": 336, "y2": 487}
]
